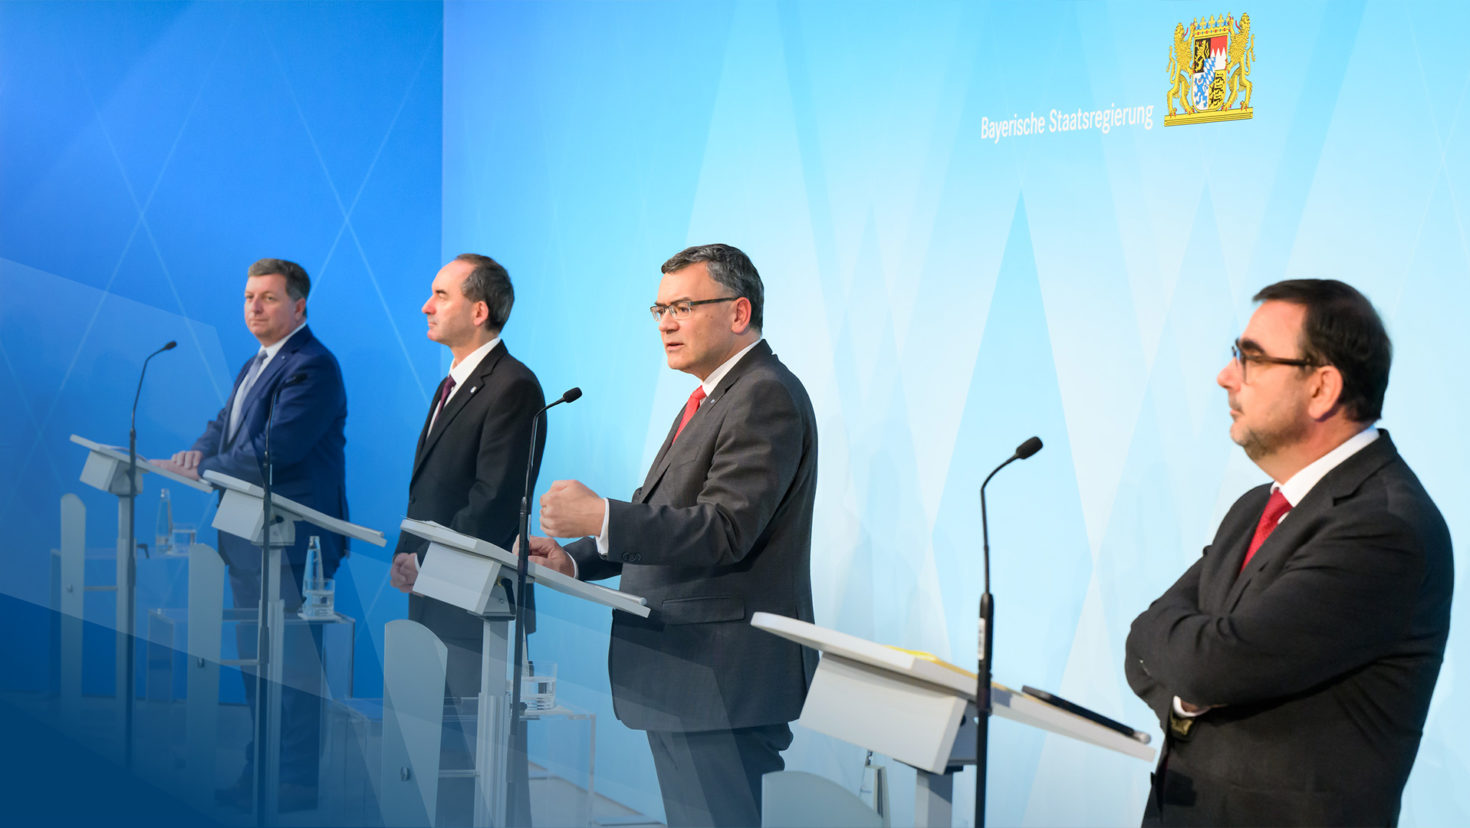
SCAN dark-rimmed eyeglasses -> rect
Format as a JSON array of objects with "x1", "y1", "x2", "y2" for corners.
[
  {"x1": 649, "y1": 297, "x2": 738, "y2": 322},
  {"x1": 1231, "y1": 339, "x2": 1319, "y2": 383}
]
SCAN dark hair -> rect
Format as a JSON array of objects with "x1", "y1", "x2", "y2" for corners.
[
  {"x1": 454, "y1": 253, "x2": 514, "y2": 331},
  {"x1": 247, "y1": 258, "x2": 310, "y2": 317},
  {"x1": 1253, "y1": 279, "x2": 1391, "y2": 422},
  {"x1": 661, "y1": 243, "x2": 764, "y2": 332}
]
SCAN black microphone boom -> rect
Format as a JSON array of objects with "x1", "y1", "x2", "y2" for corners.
[
  {"x1": 974, "y1": 434, "x2": 1042, "y2": 828},
  {"x1": 508, "y1": 386, "x2": 581, "y2": 825},
  {"x1": 252, "y1": 368, "x2": 306, "y2": 818},
  {"x1": 121, "y1": 340, "x2": 176, "y2": 767}
]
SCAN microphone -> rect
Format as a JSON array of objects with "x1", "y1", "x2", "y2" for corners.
[
  {"x1": 974, "y1": 435, "x2": 1043, "y2": 828},
  {"x1": 129, "y1": 339, "x2": 177, "y2": 557},
  {"x1": 509, "y1": 386, "x2": 582, "y2": 825},
  {"x1": 1014, "y1": 435, "x2": 1042, "y2": 460},
  {"x1": 252, "y1": 368, "x2": 308, "y2": 815},
  {"x1": 132, "y1": 341, "x2": 177, "y2": 428},
  {"x1": 122, "y1": 339, "x2": 175, "y2": 768}
]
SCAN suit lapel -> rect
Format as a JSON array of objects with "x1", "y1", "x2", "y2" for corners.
[
  {"x1": 635, "y1": 341, "x2": 773, "y2": 503},
  {"x1": 637, "y1": 408, "x2": 687, "y2": 500},
  {"x1": 1222, "y1": 432, "x2": 1400, "y2": 610},
  {"x1": 411, "y1": 383, "x2": 440, "y2": 467},
  {"x1": 1222, "y1": 487, "x2": 1298, "y2": 610},
  {"x1": 1205, "y1": 488, "x2": 1266, "y2": 611},
  {"x1": 412, "y1": 343, "x2": 505, "y2": 481},
  {"x1": 220, "y1": 357, "x2": 257, "y2": 449},
  {"x1": 223, "y1": 327, "x2": 309, "y2": 450}
]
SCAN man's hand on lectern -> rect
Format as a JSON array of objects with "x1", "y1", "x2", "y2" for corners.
[
  {"x1": 522, "y1": 535, "x2": 574, "y2": 577},
  {"x1": 389, "y1": 552, "x2": 419, "y2": 593},
  {"x1": 150, "y1": 456, "x2": 201, "y2": 480}
]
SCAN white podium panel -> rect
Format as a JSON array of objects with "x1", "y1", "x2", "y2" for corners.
[
  {"x1": 204, "y1": 470, "x2": 387, "y2": 548},
  {"x1": 395, "y1": 520, "x2": 649, "y2": 827},
  {"x1": 751, "y1": 612, "x2": 1154, "y2": 828},
  {"x1": 804, "y1": 654, "x2": 969, "y2": 775}
]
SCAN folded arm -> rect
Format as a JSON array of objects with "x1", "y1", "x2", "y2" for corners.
[{"x1": 1127, "y1": 510, "x2": 1426, "y2": 708}]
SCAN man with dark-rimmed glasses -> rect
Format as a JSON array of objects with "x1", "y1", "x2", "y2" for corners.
[
  {"x1": 1125, "y1": 279, "x2": 1452, "y2": 826},
  {"x1": 526, "y1": 243, "x2": 819, "y2": 827}
]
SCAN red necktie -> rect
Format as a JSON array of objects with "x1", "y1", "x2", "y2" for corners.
[
  {"x1": 431, "y1": 375, "x2": 456, "y2": 427},
  {"x1": 1241, "y1": 488, "x2": 1292, "y2": 571},
  {"x1": 673, "y1": 386, "x2": 707, "y2": 442}
]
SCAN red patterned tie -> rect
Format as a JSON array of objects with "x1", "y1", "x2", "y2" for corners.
[
  {"x1": 1241, "y1": 488, "x2": 1292, "y2": 572},
  {"x1": 673, "y1": 386, "x2": 707, "y2": 442}
]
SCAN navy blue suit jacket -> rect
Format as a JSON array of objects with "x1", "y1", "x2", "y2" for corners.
[{"x1": 192, "y1": 325, "x2": 349, "y2": 573}]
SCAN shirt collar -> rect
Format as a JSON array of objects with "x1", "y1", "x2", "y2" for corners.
[
  {"x1": 448, "y1": 337, "x2": 501, "y2": 388},
  {"x1": 1276, "y1": 426, "x2": 1380, "y2": 506},
  {"x1": 258, "y1": 320, "x2": 308, "y2": 361},
  {"x1": 699, "y1": 338, "x2": 763, "y2": 397}
]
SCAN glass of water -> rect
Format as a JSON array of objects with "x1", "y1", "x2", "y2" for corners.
[{"x1": 522, "y1": 662, "x2": 557, "y2": 712}]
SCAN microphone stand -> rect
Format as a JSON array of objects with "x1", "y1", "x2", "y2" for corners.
[
  {"x1": 507, "y1": 387, "x2": 578, "y2": 826},
  {"x1": 975, "y1": 436, "x2": 1042, "y2": 828},
  {"x1": 122, "y1": 340, "x2": 174, "y2": 768},
  {"x1": 253, "y1": 372, "x2": 304, "y2": 822}
]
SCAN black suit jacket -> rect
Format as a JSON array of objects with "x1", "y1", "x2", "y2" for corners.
[
  {"x1": 395, "y1": 341, "x2": 545, "y2": 688},
  {"x1": 1126, "y1": 432, "x2": 1452, "y2": 826},
  {"x1": 567, "y1": 341, "x2": 819, "y2": 732}
]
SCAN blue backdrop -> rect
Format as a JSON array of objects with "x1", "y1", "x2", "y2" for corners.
[{"x1": 2, "y1": 2, "x2": 1465, "y2": 826}]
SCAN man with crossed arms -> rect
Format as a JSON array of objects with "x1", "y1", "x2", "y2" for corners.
[{"x1": 1126, "y1": 279, "x2": 1452, "y2": 826}]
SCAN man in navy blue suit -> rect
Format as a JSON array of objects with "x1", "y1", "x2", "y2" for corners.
[{"x1": 156, "y1": 257, "x2": 348, "y2": 811}]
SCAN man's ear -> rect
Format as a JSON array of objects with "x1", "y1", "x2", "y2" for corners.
[
  {"x1": 472, "y1": 300, "x2": 490, "y2": 328},
  {"x1": 1307, "y1": 365, "x2": 1344, "y2": 420},
  {"x1": 730, "y1": 297, "x2": 752, "y2": 334}
]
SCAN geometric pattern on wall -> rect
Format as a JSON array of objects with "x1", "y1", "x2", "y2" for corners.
[
  {"x1": 2, "y1": 1, "x2": 1466, "y2": 825},
  {"x1": 446, "y1": 3, "x2": 1469, "y2": 824}
]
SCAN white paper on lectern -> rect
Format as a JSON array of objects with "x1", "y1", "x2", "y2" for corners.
[
  {"x1": 751, "y1": 612, "x2": 1154, "y2": 767},
  {"x1": 202, "y1": 469, "x2": 387, "y2": 546},
  {"x1": 399, "y1": 519, "x2": 651, "y2": 618},
  {"x1": 71, "y1": 433, "x2": 214, "y2": 493}
]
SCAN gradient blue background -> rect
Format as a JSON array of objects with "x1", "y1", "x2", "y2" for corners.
[{"x1": 2, "y1": 2, "x2": 1465, "y2": 825}]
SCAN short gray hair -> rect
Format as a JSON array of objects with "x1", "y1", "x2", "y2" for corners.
[
  {"x1": 660, "y1": 243, "x2": 764, "y2": 331},
  {"x1": 247, "y1": 258, "x2": 310, "y2": 316},
  {"x1": 454, "y1": 253, "x2": 514, "y2": 331}
]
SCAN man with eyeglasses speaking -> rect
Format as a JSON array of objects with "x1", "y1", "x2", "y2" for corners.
[
  {"x1": 525, "y1": 243, "x2": 818, "y2": 828},
  {"x1": 1125, "y1": 280, "x2": 1452, "y2": 826}
]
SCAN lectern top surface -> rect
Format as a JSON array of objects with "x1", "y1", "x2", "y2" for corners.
[
  {"x1": 751, "y1": 612, "x2": 1156, "y2": 762},
  {"x1": 203, "y1": 469, "x2": 387, "y2": 546},
  {"x1": 400, "y1": 519, "x2": 651, "y2": 617},
  {"x1": 70, "y1": 433, "x2": 214, "y2": 493}
]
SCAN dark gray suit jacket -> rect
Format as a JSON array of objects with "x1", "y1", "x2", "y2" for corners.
[
  {"x1": 1126, "y1": 432, "x2": 1452, "y2": 826},
  {"x1": 395, "y1": 341, "x2": 545, "y2": 695},
  {"x1": 567, "y1": 341, "x2": 819, "y2": 732}
]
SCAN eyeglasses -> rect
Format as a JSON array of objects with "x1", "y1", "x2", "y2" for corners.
[
  {"x1": 1231, "y1": 339, "x2": 1319, "y2": 383},
  {"x1": 649, "y1": 297, "x2": 738, "y2": 322}
]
